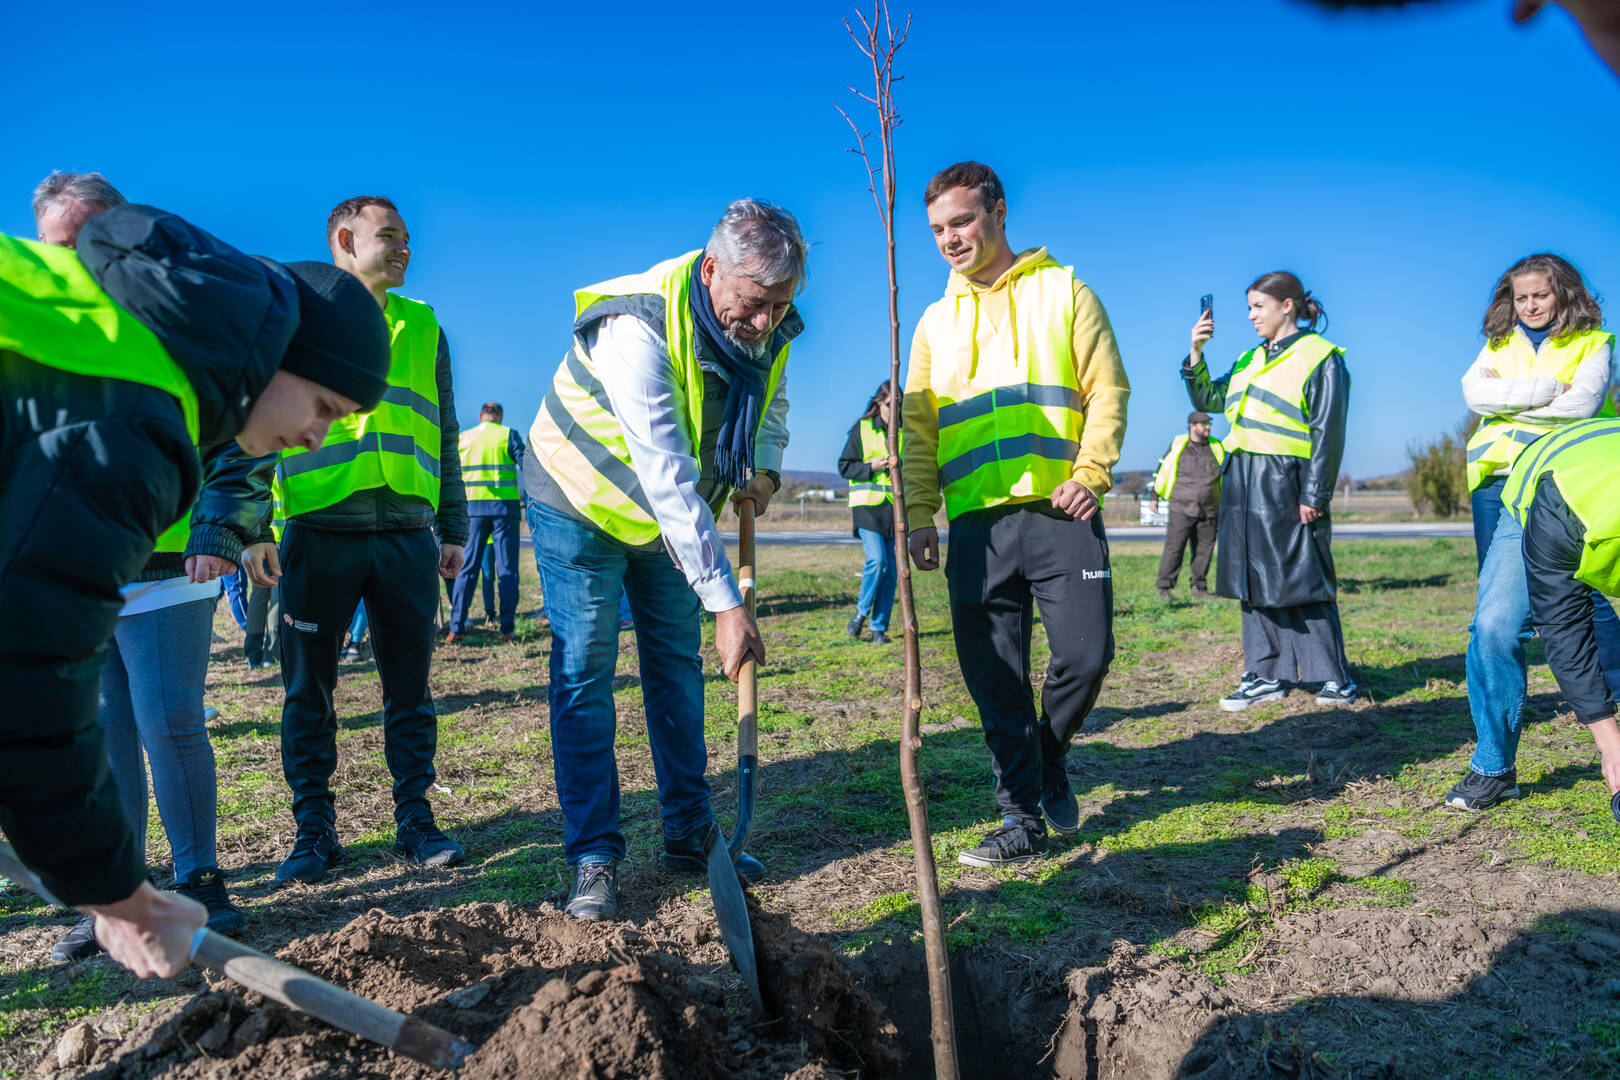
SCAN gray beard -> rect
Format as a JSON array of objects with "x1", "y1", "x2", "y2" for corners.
[{"x1": 723, "y1": 325, "x2": 769, "y2": 361}]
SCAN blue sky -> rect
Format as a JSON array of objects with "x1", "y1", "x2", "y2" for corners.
[{"x1": 8, "y1": 0, "x2": 1619, "y2": 480}]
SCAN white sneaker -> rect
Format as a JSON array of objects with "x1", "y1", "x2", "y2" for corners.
[
  {"x1": 1219, "y1": 673, "x2": 1286, "y2": 712},
  {"x1": 1316, "y1": 681, "x2": 1357, "y2": 706}
]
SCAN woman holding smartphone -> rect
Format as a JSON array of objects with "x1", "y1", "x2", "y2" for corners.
[{"x1": 1183, "y1": 272, "x2": 1355, "y2": 710}]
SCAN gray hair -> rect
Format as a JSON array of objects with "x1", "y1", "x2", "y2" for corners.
[
  {"x1": 32, "y1": 170, "x2": 128, "y2": 220},
  {"x1": 704, "y1": 198, "x2": 808, "y2": 294}
]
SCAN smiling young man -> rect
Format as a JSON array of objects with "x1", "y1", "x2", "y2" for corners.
[
  {"x1": 0, "y1": 205, "x2": 388, "y2": 979},
  {"x1": 270, "y1": 196, "x2": 469, "y2": 888},
  {"x1": 524, "y1": 198, "x2": 803, "y2": 920},
  {"x1": 903, "y1": 162, "x2": 1130, "y2": 868}
]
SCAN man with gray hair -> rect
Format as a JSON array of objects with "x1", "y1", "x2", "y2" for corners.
[
  {"x1": 525, "y1": 197, "x2": 806, "y2": 920},
  {"x1": 33, "y1": 171, "x2": 127, "y2": 247}
]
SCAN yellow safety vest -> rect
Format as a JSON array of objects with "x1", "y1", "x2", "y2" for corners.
[
  {"x1": 849, "y1": 418, "x2": 899, "y2": 508},
  {"x1": 0, "y1": 233, "x2": 201, "y2": 551},
  {"x1": 921, "y1": 258, "x2": 1083, "y2": 519},
  {"x1": 460, "y1": 420, "x2": 519, "y2": 503},
  {"x1": 1152, "y1": 434, "x2": 1227, "y2": 500},
  {"x1": 1466, "y1": 328, "x2": 1616, "y2": 491},
  {"x1": 275, "y1": 292, "x2": 442, "y2": 517},
  {"x1": 1504, "y1": 417, "x2": 1620, "y2": 595},
  {"x1": 1220, "y1": 334, "x2": 1343, "y2": 459},
  {"x1": 528, "y1": 250, "x2": 788, "y2": 545}
]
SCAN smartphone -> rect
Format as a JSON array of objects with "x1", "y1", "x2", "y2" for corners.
[{"x1": 1199, "y1": 294, "x2": 1214, "y2": 317}]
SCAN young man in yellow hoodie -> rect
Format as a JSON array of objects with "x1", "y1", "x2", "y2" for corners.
[{"x1": 904, "y1": 162, "x2": 1130, "y2": 867}]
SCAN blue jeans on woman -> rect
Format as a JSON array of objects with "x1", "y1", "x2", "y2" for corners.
[
  {"x1": 856, "y1": 528, "x2": 897, "y2": 633},
  {"x1": 1466, "y1": 494, "x2": 1620, "y2": 776},
  {"x1": 526, "y1": 498, "x2": 712, "y2": 864},
  {"x1": 99, "y1": 598, "x2": 219, "y2": 879}
]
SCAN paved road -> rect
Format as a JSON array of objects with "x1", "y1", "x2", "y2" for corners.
[
  {"x1": 741, "y1": 522, "x2": 1474, "y2": 546},
  {"x1": 520, "y1": 522, "x2": 1472, "y2": 548}
]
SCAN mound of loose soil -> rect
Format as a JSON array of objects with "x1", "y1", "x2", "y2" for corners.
[{"x1": 50, "y1": 900, "x2": 898, "y2": 1080}]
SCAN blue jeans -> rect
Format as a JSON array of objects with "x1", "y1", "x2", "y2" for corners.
[
  {"x1": 1471, "y1": 477, "x2": 1508, "y2": 570},
  {"x1": 99, "y1": 598, "x2": 218, "y2": 879},
  {"x1": 449, "y1": 513, "x2": 520, "y2": 634},
  {"x1": 855, "y1": 528, "x2": 897, "y2": 633},
  {"x1": 1466, "y1": 506, "x2": 1620, "y2": 775},
  {"x1": 347, "y1": 601, "x2": 368, "y2": 644},
  {"x1": 526, "y1": 498, "x2": 712, "y2": 863},
  {"x1": 223, "y1": 569, "x2": 249, "y2": 632}
]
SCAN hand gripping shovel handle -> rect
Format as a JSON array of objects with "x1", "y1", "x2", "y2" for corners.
[
  {"x1": 0, "y1": 841, "x2": 474, "y2": 1072},
  {"x1": 730, "y1": 497, "x2": 759, "y2": 861}
]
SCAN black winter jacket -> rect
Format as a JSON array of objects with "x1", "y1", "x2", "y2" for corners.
[
  {"x1": 1183, "y1": 332, "x2": 1351, "y2": 608},
  {"x1": 0, "y1": 207, "x2": 298, "y2": 905},
  {"x1": 288, "y1": 327, "x2": 468, "y2": 545}
]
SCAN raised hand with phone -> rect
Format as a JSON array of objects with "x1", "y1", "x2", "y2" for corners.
[{"x1": 1190, "y1": 294, "x2": 1214, "y2": 362}]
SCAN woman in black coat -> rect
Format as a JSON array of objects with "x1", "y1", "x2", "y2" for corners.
[{"x1": 1182, "y1": 272, "x2": 1354, "y2": 710}]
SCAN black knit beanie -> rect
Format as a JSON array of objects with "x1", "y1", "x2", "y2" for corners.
[{"x1": 278, "y1": 262, "x2": 390, "y2": 410}]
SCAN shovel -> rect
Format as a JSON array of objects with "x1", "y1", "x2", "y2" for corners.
[
  {"x1": 708, "y1": 497, "x2": 763, "y2": 1012},
  {"x1": 0, "y1": 841, "x2": 475, "y2": 1071}
]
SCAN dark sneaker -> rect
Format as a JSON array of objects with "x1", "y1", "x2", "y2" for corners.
[
  {"x1": 846, "y1": 614, "x2": 866, "y2": 639},
  {"x1": 50, "y1": 915, "x2": 101, "y2": 963},
  {"x1": 662, "y1": 823, "x2": 766, "y2": 883},
  {"x1": 1220, "y1": 672, "x2": 1286, "y2": 712},
  {"x1": 1040, "y1": 758, "x2": 1080, "y2": 835},
  {"x1": 1315, "y1": 680, "x2": 1358, "y2": 707},
  {"x1": 1445, "y1": 770, "x2": 1520, "y2": 811},
  {"x1": 272, "y1": 823, "x2": 344, "y2": 888},
  {"x1": 871, "y1": 630, "x2": 891, "y2": 645},
  {"x1": 394, "y1": 815, "x2": 465, "y2": 868},
  {"x1": 1157, "y1": 588, "x2": 1173, "y2": 601},
  {"x1": 175, "y1": 866, "x2": 245, "y2": 935},
  {"x1": 564, "y1": 861, "x2": 619, "y2": 921},
  {"x1": 341, "y1": 643, "x2": 363, "y2": 662},
  {"x1": 957, "y1": 820, "x2": 1049, "y2": 868}
]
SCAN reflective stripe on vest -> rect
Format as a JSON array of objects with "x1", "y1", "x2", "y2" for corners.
[
  {"x1": 849, "y1": 418, "x2": 897, "y2": 508},
  {"x1": 1504, "y1": 417, "x2": 1620, "y2": 595},
  {"x1": 1465, "y1": 328, "x2": 1617, "y2": 491},
  {"x1": 459, "y1": 420, "x2": 519, "y2": 502},
  {"x1": 923, "y1": 260, "x2": 1081, "y2": 518},
  {"x1": 0, "y1": 234, "x2": 201, "y2": 547},
  {"x1": 527, "y1": 250, "x2": 788, "y2": 545},
  {"x1": 1221, "y1": 334, "x2": 1342, "y2": 458},
  {"x1": 1153, "y1": 434, "x2": 1226, "y2": 500},
  {"x1": 275, "y1": 293, "x2": 442, "y2": 517}
]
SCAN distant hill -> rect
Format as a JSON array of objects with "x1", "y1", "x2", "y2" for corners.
[{"x1": 780, "y1": 470, "x2": 844, "y2": 489}]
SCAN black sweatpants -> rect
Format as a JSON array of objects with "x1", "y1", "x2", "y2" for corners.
[
  {"x1": 1156, "y1": 504, "x2": 1217, "y2": 592},
  {"x1": 946, "y1": 503, "x2": 1115, "y2": 823},
  {"x1": 278, "y1": 523, "x2": 440, "y2": 828}
]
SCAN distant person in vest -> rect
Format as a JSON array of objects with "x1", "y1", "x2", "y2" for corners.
[
  {"x1": 1448, "y1": 256, "x2": 1620, "y2": 811},
  {"x1": 904, "y1": 162, "x2": 1130, "y2": 869},
  {"x1": 448, "y1": 401, "x2": 524, "y2": 643},
  {"x1": 524, "y1": 198, "x2": 803, "y2": 921},
  {"x1": 1500, "y1": 419, "x2": 1620, "y2": 809},
  {"x1": 1184, "y1": 272, "x2": 1354, "y2": 711},
  {"x1": 838, "y1": 381, "x2": 900, "y2": 644},
  {"x1": 32, "y1": 175, "x2": 276, "y2": 961},
  {"x1": 0, "y1": 206, "x2": 389, "y2": 979},
  {"x1": 271, "y1": 196, "x2": 470, "y2": 887},
  {"x1": 1150, "y1": 410, "x2": 1224, "y2": 601}
]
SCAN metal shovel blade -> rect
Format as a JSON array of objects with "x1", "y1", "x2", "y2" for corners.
[{"x1": 704, "y1": 822, "x2": 762, "y2": 1011}]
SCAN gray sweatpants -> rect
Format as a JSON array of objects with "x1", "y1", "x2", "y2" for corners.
[
  {"x1": 99, "y1": 597, "x2": 218, "y2": 879},
  {"x1": 1240, "y1": 601, "x2": 1351, "y2": 686}
]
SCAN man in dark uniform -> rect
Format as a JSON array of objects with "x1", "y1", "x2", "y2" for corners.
[{"x1": 1151, "y1": 411, "x2": 1224, "y2": 600}]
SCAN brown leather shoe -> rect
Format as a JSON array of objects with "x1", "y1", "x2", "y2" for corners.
[
  {"x1": 445, "y1": 632, "x2": 462, "y2": 644},
  {"x1": 501, "y1": 633, "x2": 515, "y2": 644}
]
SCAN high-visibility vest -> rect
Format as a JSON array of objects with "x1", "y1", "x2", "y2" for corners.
[
  {"x1": 848, "y1": 418, "x2": 899, "y2": 508},
  {"x1": 1465, "y1": 328, "x2": 1616, "y2": 491},
  {"x1": 921, "y1": 258, "x2": 1084, "y2": 519},
  {"x1": 459, "y1": 420, "x2": 519, "y2": 504},
  {"x1": 528, "y1": 250, "x2": 788, "y2": 545},
  {"x1": 1152, "y1": 434, "x2": 1226, "y2": 500},
  {"x1": 1504, "y1": 417, "x2": 1620, "y2": 595},
  {"x1": 1220, "y1": 334, "x2": 1344, "y2": 459},
  {"x1": 275, "y1": 292, "x2": 442, "y2": 518},
  {"x1": 0, "y1": 233, "x2": 200, "y2": 550}
]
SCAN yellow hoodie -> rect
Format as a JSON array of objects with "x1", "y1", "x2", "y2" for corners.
[{"x1": 901, "y1": 247, "x2": 1130, "y2": 528}]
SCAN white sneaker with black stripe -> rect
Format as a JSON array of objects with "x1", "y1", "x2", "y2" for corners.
[
  {"x1": 1219, "y1": 672, "x2": 1286, "y2": 712},
  {"x1": 1315, "y1": 680, "x2": 1358, "y2": 706}
]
